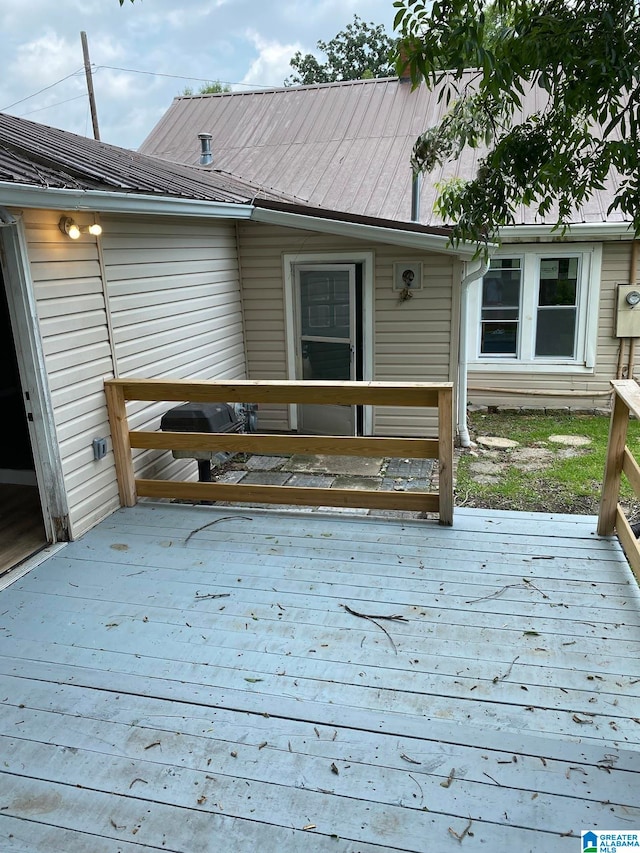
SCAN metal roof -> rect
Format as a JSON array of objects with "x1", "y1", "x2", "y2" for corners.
[
  {"x1": 0, "y1": 111, "x2": 295, "y2": 205},
  {"x1": 140, "y1": 75, "x2": 627, "y2": 228}
]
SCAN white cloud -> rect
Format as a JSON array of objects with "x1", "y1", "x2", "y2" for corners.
[
  {"x1": 0, "y1": 0, "x2": 398, "y2": 147},
  {"x1": 240, "y1": 30, "x2": 302, "y2": 89}
]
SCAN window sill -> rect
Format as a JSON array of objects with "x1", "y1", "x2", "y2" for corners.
[{"x1": 468, "y1": 360, "x2": 594, "y2": 374}]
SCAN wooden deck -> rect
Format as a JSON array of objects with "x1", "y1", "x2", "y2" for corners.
[{"x1": 0, "y1": 503, "x2": 639, "y2": 851}]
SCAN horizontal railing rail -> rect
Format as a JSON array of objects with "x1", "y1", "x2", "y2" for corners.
[
  {"x1": 598, "y1": 379, "x2": 640, "y2": 581},
  {"x1": 104, "y1": 378, "x2": 454, "y2": 525}
]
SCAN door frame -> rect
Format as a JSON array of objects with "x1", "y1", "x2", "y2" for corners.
[
  {"x1": 283, "y1": 251, "x2": 374, "y2": 434},
  {"x1": 0, "y1": 212, "x2": 70, "y2": 541}
]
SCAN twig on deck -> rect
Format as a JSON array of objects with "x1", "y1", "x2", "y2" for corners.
[
  {"x1": 465, "y1": 583, "x2": 526, "y2": 604},
  {"x1": 493, "y1": 656, "x2": 520, "y2": 684},
  {"x1": 341, "y1": 604, "x2": 406, "y2": 654},
  {"x1": 466, "y1": 578, "x2": 549, "y2": 605},
  {"x1": 408, "y1": 772, "x2": 424, "y2": 802},
  {"x1": 185, "y1": 515, "x2": 252, "y2": 543},
  {"x1": 195, "y1": 592, "x2": 231, "y2": 601}
]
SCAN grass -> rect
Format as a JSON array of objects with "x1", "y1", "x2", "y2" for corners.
[{"x1": 456, "y1": 410, "x2": 640, "y2": 516}]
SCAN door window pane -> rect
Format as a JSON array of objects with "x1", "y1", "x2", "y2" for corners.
[
  {"x1": 300, "y1": 270, "x2": 350, "y2": 338},
  {"x1": 535, "y1": 257, "x2": 578, "y2": 357},
  {"x1": 301, "y1": 341, "x2": 351, "y2": 380},
  {"x1": 480, "y1": 259, "x2": 521, "y2": 355}
]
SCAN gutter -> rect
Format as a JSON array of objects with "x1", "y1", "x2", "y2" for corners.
[
  {"x1": 458, "y1": 257, "x2": 490, "y2": 447},
  {"x1": 251, "y1": 205, "x2": 484, "y2": 258},
  {"x1": 0, "y1": 182, "x2": 254, "y2": 220},
  {"x1": 500, "y1": 222, "x2": 634, "y2": 240}
]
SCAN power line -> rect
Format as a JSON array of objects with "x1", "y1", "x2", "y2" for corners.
[
  {"x1": 95, "y1": 64, "x2": 274, "y2": 90},
  {"x1": 1, "y1": 60, "x2": 277, "y2": 121},
  {"x1": 1, "y1": 67, "x2": 85, "y2": 111},
  {"x1": 17, "y1": 93, "x2": 88, "y2": 118}
]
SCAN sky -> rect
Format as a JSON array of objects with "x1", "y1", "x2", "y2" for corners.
[{"x1": 0, "y1": 0, "x2": 398, "y2": 151}]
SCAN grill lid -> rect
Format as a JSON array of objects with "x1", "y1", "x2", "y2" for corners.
[{"x1": 160, "y1": 402, "x2": 238, "y2": 433}]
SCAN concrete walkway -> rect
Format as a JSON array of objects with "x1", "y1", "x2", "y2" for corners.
[{"x1": 213, "y1": 453, "x2": 441, "y2": 518}]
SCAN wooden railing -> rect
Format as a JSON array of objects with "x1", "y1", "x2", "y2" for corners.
[
  {"x1": 598, "y1": 379, "x2": 640, "y2": 579},
  {"x1": 104, "y1": 378, "x2": 454, "y2": 525}
]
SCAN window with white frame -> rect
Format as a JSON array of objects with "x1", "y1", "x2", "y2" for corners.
[{"x1": 469, "y1": 245, "x2": 601, "y2": 370}]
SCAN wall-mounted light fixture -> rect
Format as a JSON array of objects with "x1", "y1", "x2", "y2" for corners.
[{"x1": 59, "y1": 216, "x2": 102, "y2": 239}]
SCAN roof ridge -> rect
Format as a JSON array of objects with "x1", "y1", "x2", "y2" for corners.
[{"x1": 176, "y1": 76, "x2": 402, "y2": 101}]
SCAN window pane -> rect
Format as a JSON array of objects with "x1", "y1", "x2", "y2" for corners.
[
  {"x1": 538, "y1": 257, "x2": 578, "y2": 307},
  {"x1": 535, "y1": 307, "x2": 576, "y2": 357},
  {"x1": 481, "y1": 322, "x2": 518, "y2": 355},
  {"x1": 300, "y1": 270, "x2": 350, "y2": 338},
  {"x1": 481, "y1": 260, "x2": 521, "y2": 354}
]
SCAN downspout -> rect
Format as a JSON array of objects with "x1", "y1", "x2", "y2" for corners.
[
  {"x1": 458, "y1": 257, "x2": 489, "y2": 447},
  {"x1": 411, "y1": 172, "x2": 421, "y2": 222}
]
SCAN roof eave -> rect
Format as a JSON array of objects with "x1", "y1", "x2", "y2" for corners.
[
  {"x1": 250, "y1": 205, "x2": 488, "y2": 258},
  {"x1": 0, "y1": 182, "x2": 254, "y2": 219}
]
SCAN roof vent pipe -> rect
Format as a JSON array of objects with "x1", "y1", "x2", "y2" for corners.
[
  {"x1": 411, "y1": 172, "x2": 421, "y2": 222},
  {"x1": 198, "y1": 132, "x2": 213, "y2": 166}
]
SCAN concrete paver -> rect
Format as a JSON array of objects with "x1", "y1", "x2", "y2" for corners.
[
  {"x1": 283, "y1": 454, "x2": 384, "y2": 476},
  {"x1": 244, "y1": 455, "x2": 287, "y2": 471},
  {"x1": 384, "y1": 458, "x2": 434, "y2": 478},
  {"x1": 286, "y1": 473, "x2": 335, "y2": 488},
  {"x1": 332, "y1": 476, "x2": 382, "y2": 491},
  {"x1": 239, "y1": 472, "x2": 291, "y2": 486}
]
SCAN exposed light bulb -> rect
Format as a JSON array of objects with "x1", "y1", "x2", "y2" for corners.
[
  {"x1": 67, "y1": 222, "x2": 81, "y2": 239},
  {"x1": 88, "y1": 223, "x2": 102, "y2": 236}
]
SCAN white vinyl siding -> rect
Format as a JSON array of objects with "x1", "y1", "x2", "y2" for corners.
[
  {"x1": 237, "y1": 221, "x2": 457, "y2": 436},
  {"x1": 24, "y1": 211, "x2": 245, "y2": 539}
]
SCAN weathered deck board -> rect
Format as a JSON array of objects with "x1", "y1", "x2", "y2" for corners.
[{"x1": 1, "y1": 503, "x2": 639, "y2": 852}]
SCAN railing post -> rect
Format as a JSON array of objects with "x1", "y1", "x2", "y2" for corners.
[
  {"x1": 105, "y1": 380, "x2": 137, "y2": 508},
  {"x1": 438, "y1": 386, "x2": 454, "y2": 526},
  {"x1": 598, "y1": 389, "x2": 629, "y2": 535}
]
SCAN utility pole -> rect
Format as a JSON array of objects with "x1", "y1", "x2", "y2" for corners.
[{"x1": 80, "y1": 31, "x2": 100, "y2": 141}]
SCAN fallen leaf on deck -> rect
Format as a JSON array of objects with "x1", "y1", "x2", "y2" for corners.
[
  {"x1": 448, "y1": 818, "x2": 473, "y2": 842},
  {"x1": 440, "y1": 767, "x2": 456, "y2": 788},
  {"x1": 572, "y1": 714, "x2": 594, "y2": 724}
]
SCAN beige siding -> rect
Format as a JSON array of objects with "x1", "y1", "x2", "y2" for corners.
[
  {"x1": 22, "y1": 208, "x2": 120, "y2": 539},
  {"x1": 25, "y1": 211, "x2": 245, "y2": 539},
  {"x1": 102, "y1": 215, "x2": 246, "y2": 510},
  {"x1": 237, "y1": 221, "x2": 457, "y2": 435},
  {"x1": 467, "y1": 241, "x2": 634, "y2": 411}
]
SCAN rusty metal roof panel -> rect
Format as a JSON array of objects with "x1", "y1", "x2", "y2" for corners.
[
  {"x1": 0, "y1": 111, "x2": 293, "y2": 205},
  {"x1": 140, "y1": 75, "x2": 629, "y2": 228}
]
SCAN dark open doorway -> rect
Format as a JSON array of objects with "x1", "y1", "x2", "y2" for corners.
[{"x1": 0, "y1": 264, "x2": 47, "y2": 574}]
